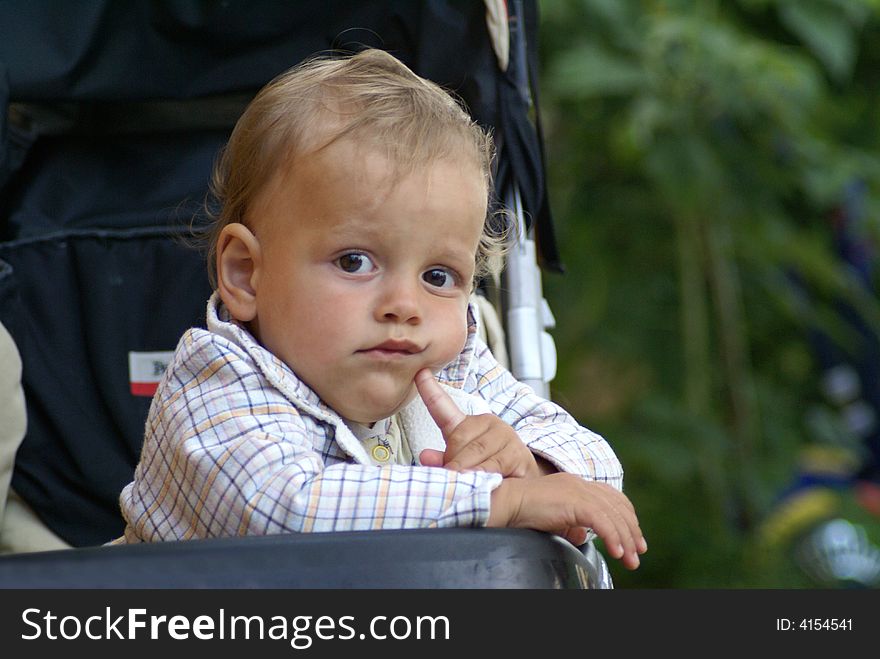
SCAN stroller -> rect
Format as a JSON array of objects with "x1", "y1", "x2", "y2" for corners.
[{"x1": 0, "y1": 0, "x2": 611, "y2": 588}]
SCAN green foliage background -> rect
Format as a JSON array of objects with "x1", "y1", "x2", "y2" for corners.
[{"x1": 537, "y1": 0, "x2": 880, "y2": 587}]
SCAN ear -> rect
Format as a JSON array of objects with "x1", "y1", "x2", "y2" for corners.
[{"x1": 216, "y1": 222, "x2": 261, "y2": 322}]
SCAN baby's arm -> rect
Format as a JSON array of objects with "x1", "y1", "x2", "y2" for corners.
[
  {"x1": 416, "y1": 367, "x2": 646, "y2": 569},
  {"x1": 461, "y1": 336, "x2": 624, "y2": 489}
]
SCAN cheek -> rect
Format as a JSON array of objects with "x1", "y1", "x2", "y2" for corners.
[
  {"x1": 433, "y1": 306, "x2": 469, "y2": 362},
  {"x1": 291, "y1": 286, "x2": 371, "y2": 355}
]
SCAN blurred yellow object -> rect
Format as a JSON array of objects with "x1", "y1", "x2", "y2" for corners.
[
  {"x1": 797, "y1": 445, "x2": 860, "y2": 477},
  {"x1": 758, "y1": 487, "x2": 839, "y2": 549}
]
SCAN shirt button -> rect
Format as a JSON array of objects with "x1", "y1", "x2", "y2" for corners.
[{"x1": 372, "y1": 444, "x2": 391, "y2": 462}]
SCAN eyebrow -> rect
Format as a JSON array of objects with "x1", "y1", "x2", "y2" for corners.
[{"x1": 323, "y1": 215, "x2": 379, "y2": 236}]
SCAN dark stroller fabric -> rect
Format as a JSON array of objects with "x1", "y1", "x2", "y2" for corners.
[
  {"x1": 1, "y1": 1, "x2": 557, "y2": 258},
  {"x1": 0, "y1": 0, "x2": 556, "y2": 546},
  {"x1": 0, "y1": 229, "x2": 212, "y2": 545}
]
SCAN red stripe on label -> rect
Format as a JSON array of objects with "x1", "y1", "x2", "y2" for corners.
[{"x1": 130, "y1": 382, "x2": 159, "y2": 397}]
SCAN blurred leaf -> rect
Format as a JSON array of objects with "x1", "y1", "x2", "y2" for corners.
[
  {"x1": 779, "y1": 0, "x2": 860, "y2": 81},
  {"x1": 547, "y1": 42, "x2": 647, "y2": 97},
  {"x1": 539, "y1": 0, "x2": 880, "y2": 587},
  {"x1": 579, "y1": 0, "x2": 644, "y2": 48}
]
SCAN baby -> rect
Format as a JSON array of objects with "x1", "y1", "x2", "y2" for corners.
[{"x1": 117, "y1": 49, "x2": 647, "y2": 569}]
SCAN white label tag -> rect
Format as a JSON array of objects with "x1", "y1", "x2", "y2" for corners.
[{"x1": 128, "y1": 351, "x2": 174, "y2": 397}]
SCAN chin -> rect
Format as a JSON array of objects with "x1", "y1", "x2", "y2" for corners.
[
  {"x1": 346, "y1": 386, "x2": 416, "y2": 424},
  {"x1": 348, "y1": 403, "x2": 405, "y2": 425}
]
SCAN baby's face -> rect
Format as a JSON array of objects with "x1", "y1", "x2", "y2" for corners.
[{"x1": 248, "y1": 139, "x2": 487, "y2": 423}]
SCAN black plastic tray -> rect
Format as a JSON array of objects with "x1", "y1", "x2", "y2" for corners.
[{"x1": 0, "y1": 528, "x2": 603, "y2": 589}]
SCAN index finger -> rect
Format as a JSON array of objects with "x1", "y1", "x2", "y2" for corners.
[{"x1": 414, "y1": 368, "x2": 466, "y2": 438}]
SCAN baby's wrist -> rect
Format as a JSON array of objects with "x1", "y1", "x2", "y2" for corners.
[{"x1": 487, "y1": 479, "x2": 522, "y2": 528}]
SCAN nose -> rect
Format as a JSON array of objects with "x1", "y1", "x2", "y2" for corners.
[{"x1": 374, "y1": 275, "x2": 421, "y2": 325}]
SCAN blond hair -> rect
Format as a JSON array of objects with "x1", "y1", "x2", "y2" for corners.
[{"x1": 205, "y1": 48, "x2": 508, "y2": 287}]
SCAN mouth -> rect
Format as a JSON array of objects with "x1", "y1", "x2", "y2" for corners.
[{"x1": 357, "y1": 339, "x2": 424, "y2": 359}]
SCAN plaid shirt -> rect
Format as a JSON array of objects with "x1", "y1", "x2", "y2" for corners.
[{"x1": 118, "y1": 294, "x2": 623, "y2": 542}]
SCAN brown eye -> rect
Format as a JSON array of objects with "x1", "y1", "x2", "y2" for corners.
[
  {"x1": 336, "y1": 253, "x2": 373, "y2": 274},
  {"x1": 422, "y1": 268, "x2": 456, "y2": 289}
]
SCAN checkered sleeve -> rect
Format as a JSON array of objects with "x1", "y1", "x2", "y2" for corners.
[
  {"x1": 466, "y1": 336, "x2": 624, "y2": 491},
  {"x1": 119, "y1": 330, "x2": 502, "y2": 542}
]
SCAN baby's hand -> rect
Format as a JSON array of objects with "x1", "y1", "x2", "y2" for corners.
[
  {"x1": 415, "y1": 369, "x2": 542, "y2": 478},
  {"x1": 413, "y1": 369, "x2": 648, "y2": 569},
  {"x1": 490, "y1": 473, "x2": 648, "y2": 569}
]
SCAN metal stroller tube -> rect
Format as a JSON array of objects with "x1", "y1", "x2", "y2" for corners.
[{"x1": 503, "y1": 185, "x2": 557, "y2": 398}]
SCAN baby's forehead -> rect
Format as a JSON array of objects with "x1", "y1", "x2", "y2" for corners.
[
  {"x1": 277, "y1": 135, "x2": 487, "y2": 201},
  {"x1": 257, "y1": 138, "x2": 486, "y2": 241}
]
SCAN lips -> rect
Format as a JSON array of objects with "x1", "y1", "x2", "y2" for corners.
[{"x1": 359, "y1": 339, "x2": 423, "y2": 357}]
